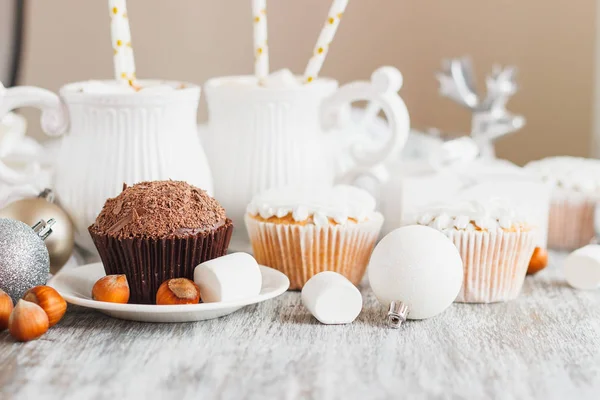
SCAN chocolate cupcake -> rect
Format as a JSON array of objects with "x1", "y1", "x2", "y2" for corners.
[{"x1": 89, "y1": 181, "x2": 233, "y2": 304}]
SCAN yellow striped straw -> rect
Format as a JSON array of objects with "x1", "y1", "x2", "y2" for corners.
[
  {"x1": 109, "y1": 0, "x2": 136, "y2": 85},
  {"x1": 303, "y1": 0, "x2": 349, "y2": 84},
  {"x1": 252, "y1": 0, "x2": 269, "y2": 83}
]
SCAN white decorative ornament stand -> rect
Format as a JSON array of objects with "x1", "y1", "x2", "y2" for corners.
[
  {"x1": 436, "y1": 57, "x2": 525, "y2": 158},
  {"x1": 0, "y1": 107, "x2": 52, "y2": 206}
]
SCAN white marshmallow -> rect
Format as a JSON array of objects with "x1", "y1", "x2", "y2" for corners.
[
  {"x1": 564, "y1": 245, "x2": 600, "y2": 290},
  {"x1": 194, "y1": 252, "x2": 262, "y2": 303},
  {"x1": 263, "y1": 69, "x2": 301, "y2": 88},
  {"x1": 301, "y1": 271, "x2": 362, "y2": 325}
]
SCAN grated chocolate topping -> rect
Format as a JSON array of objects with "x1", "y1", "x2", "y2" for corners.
[{"x1": 90, "y1": 181, "x2": 227, "y2": 239}]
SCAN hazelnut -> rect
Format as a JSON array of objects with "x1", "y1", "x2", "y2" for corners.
[
  {"x1": 156, "y1": 278, "x2": 200, "y2": 305},
  {"x1": 92, "y1": 275, "x2": 130, "y2": 304},
  {"x1": 9, "y1": 300, "x2": 49, "y2": 342},
  {"x1": 528, "y1": 247, "x2": 549, "y2": 275},
  {"x1": 23, "y1": 286, "x2": 67, "y2": 327},
  {"x1": 0, "y1": 289, "x2": 14, "y2": 331}
]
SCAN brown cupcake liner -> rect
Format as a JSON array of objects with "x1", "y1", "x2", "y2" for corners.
[
  {"x1": 89, "y1": 220, "x2": 233, "y2": 304},
  {"x1": 548, "y1": 198, "x2": 596, "y2": 251},
  {"x1": 446, "y1": 229, "x2": 535, "y2": 303},
  {"x1": 245, "y1": 214, "x2": 383, "y2": 290}
]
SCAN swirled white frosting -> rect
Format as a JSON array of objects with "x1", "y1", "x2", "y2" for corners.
[
  {"x1": 407, "y1": 199, "x2": 530, "y2": 232},
  {"x1": 246, "y1": 185, "x2": 377, "y2": 226},
  {"x1": 525, "y1": 156, "x2": 600, "y2": 193}
]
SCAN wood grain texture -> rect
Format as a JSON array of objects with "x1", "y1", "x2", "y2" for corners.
[{"x1": 1, "y1": 252, "x2": 600, "y2": 400}]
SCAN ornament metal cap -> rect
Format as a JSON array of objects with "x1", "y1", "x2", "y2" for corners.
[
  {"x1": 31, "y1": 218, "x2": 56, "y2": 241},
  {"x1": 38, "y1": 188, "x2": 55, "y2": 203},
  {"x1": 387, "y1": 301, "x2": 409, "y2": 329}
]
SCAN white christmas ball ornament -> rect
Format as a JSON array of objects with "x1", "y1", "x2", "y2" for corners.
[{"x1": 368, "y1": 225, "x2": 463, "y2": 327}]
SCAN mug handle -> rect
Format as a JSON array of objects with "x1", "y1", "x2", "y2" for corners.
[
  {"x1": 0, "y1": 82, "x2": 69, "y2": 137},
  {"x1": 320, "y1": 67, "x2": 410, "y2": 184},
  {"x1": 0, "y1": 82, "x2": 68, "y2": 184}
]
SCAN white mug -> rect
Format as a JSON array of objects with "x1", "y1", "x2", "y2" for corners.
[
  {"x1": 0, "y1": 80, "x2": 214, "y2": 252},
  {"x1": 203, "y1": 67, "x2": 410, "y2": 249}
]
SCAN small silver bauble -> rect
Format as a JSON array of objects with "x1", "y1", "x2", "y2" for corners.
[
  {"x1": 0, "y1": 189, "x2": 75, "y2": 274},
  {"x1": 0, "y1": 218, "x2": 55, "y2": 303}
]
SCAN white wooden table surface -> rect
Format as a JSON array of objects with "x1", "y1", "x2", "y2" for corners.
[{"x1": 1, "y1": 252, "x2": 600, "y2": 400}]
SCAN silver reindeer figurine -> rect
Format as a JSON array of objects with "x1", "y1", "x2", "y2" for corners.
[{"x1": 436, "y1": 57, "x2": 525, "y2": 157}]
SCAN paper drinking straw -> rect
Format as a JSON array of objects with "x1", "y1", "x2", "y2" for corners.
[
  {"x1": 252, "y1": 0, "x2": 269, "y2": 83},
  {"x1": 303, "y1": 0, "x2": 349, "y2": 83},
  {"x1": 109, "y1": 0, "x2": 136, "y2": 85}
]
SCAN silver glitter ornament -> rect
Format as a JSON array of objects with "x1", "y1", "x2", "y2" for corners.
[
  {"x1": 0, "y1": 189, "x2": 75, "y2": 274},
  {"x1": 0, "y1": 218, "x2": 55, "y2": 303}
]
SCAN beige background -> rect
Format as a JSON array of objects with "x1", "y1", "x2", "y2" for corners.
[
  {"x1": 18, "y1": 0, "x2": 596, "y2": 165},
  {"x1": 0, "y1": 0, "x2": 16, "y2": 82}
]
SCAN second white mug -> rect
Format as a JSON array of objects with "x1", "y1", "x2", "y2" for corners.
[{"x1": 203, "y1": 67, "x2": 410, "y2": 249}]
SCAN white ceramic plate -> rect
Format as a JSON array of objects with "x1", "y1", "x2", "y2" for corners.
[{"x1": 48, "y1": 262, "x2": 290, "y2": 323}]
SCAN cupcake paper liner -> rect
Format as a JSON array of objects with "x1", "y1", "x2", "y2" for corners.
[
  {"x1": 548, "y1": 198, "x2": 596, "y2": 251},
  {"x1": 446, "y1": 229, "x2": 536, "y2": 303},
  {"x1": 89, "y1": 220, "x2": 233, "y2": 304},
  {"x1": 245, "y1": 214, "x2": 383, "y2": 290}
]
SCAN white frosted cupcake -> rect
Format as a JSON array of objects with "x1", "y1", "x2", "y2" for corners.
[
  {"x1": 525, "y1": 157, "x2": 600, "y2": 250},
  {"x1": 245, "y1": 185, "x2": 383, "y2": 290},
  {"x1": 408, "y1": 200, "x2": 536, "y2": 303}
]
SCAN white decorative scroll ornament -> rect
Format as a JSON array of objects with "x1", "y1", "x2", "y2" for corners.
[
  {"x1": 0, "y1": 109, "x2": 51, "y2": 208},
  {"x1": 0, "y1": 82, "x2": 64, "y2": 204},
  {"x1": 436, "y1": 57, "x2": 525, "y2": 155}
]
